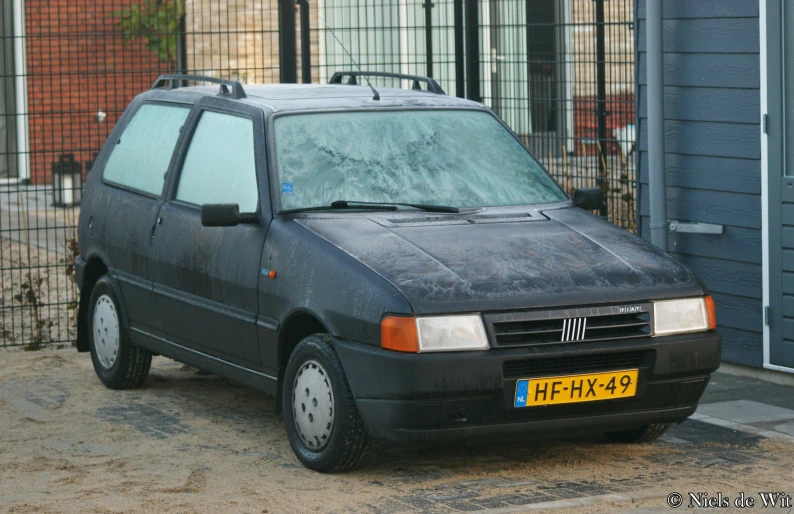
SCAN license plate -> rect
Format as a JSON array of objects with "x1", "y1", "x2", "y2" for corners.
[{"x1": 514, "y1": 369, "x2": 639, "y2": 408}]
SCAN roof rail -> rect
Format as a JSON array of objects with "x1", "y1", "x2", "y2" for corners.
[
  {"x1": 329, "y1": 71, "x2": 446, "y2": 95},
  {"x1": 151, "y1": 74, "x2": 247, "y2": 100}
]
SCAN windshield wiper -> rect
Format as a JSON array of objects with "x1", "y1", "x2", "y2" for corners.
[
  {"x1": 330, "y1": 200, "x2": 461, "y2": 213},
  {"x1": 281, "y1": 200, "x2": 461, "y2": 214},
  {"x1": 280, "y1": 202, "x2": 399, "y2": 214}
]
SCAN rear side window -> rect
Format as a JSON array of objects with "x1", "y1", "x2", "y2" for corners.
[
  {"x1": 103, "y1": 103, "x2": 190, "y2": 196},
  {"x1": 175, "y1": 111, "x2": 258, "y2": 212}
]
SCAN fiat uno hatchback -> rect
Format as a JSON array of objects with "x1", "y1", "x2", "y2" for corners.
[{"x1": 75, "y1": 73, "x2": 720, "y2": 472}]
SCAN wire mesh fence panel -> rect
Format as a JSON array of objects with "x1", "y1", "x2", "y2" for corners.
[
  {"x1": 308, "y1": 0, "x2": 460, "y2": 94},
  {"x1": 1, "y1": 0, "x2": 634, "y2": 347},
  {"x1": 475, "y1": 0, "x2": 635, "y2": 230},
  {"x1": 305, "y1": 0, "x2": 635, "y2": 229},
  {"x1": 0, "y1": 0, "x2": 280, "y2": 348}
]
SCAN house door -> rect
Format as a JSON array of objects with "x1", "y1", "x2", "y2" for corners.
[
  {"x1": 0, "y1": 0, "x2": 17, "y2": 178},
  {"x1": 767, "y1": 0, "x2": 794, "y2": 370},
  {"x1": 485, "y1": 0, "x2": 569, "y2": 156}
]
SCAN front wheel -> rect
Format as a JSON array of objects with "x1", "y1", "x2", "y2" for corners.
[
  {"x1": 605, "y1": 423, "x2": 672, "y2": 443},
  {"x1": 87, "y1": 275, "x2": 152, "y2": 389},
  {"x1": 283, "y1": 334, "x2": 369, "y2": 472}
]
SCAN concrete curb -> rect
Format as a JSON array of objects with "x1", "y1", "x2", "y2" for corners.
[
  {"x1": 718, "y1": 362, "x2": 794, "y2": 387},
  {"x1": 472, "y1": 491, "x2": 668, "y2": 513},
  {"x1": 690, "y1": 412, "x2": 794, "y2": 442}
]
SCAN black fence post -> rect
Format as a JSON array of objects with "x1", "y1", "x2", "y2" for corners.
[
  {"x1": 298, "y1": 0, "x2": 311, "y2": 83},
  {"x1": 279, "y1": 0, "x2": 298, "y2": 83},
  {"x1": 454, "y1": 0, "x2": 465, "y2": 98},
  {"x1": 595, "y1": 0, "x2": 609, "y2": 217},
  {"x1": 464, "y1": 0, "x2": 480, "y2": 102},
  {"x1": 176, "y1": 14, "x2": 188, "y2": 86},
  {"x1": 424, "y1": 1, "x2": 434, "y2": 78}
]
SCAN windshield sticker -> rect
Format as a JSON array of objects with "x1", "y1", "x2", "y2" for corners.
[{"x1": 281, "y1": 182, "x2": 294, "y2": 195}]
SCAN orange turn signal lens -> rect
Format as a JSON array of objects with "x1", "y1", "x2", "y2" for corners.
[
  {"x1": 381, "y1": 316, "x2": 419, "y2": 353},
  {"x1": 705, "y1": 295, "x2": 717, "y2": 330}
]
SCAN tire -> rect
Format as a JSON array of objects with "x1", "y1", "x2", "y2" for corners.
[
  {"x1": 87, "y1": 275, "x2": 152, "y2": 390},
  {"x1": 605, "y1": 423, "x2": 672, "y2": 443},
  {"x1": 283, "y1": 334, "x2": 369, "y2": 472}
]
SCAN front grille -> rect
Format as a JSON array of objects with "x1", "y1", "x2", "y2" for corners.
[
  {"x1": 486, "y1": 303, "x2": 652, "y2": 347},
  {"x1": 502, "y1": 351, "x2": 648, "y2": 380}
]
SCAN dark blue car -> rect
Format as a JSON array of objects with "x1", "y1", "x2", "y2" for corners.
[{"x1": 74, "y1": 74, "x2": 720, "y2": 472}]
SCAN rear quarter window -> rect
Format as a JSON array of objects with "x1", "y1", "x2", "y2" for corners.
[{"x1": 102, "y1": 103, "x2": 190, "y2": 196}]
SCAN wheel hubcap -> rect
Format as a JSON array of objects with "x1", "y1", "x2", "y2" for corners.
[
  {"x1": 93, "y1": 294, "x2": 120, "y2": 370},
  {"x1": 292, "y1": 359, "x2": 335, "y2": 451}
]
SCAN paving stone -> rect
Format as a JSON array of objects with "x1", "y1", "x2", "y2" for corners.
[
  {"x1": 772, "y1": 421, "x2": 794, "y2": 436},
  {"x1": 658, "y1": 434, "x2": 692, "y2": 445},
  {"x1": 698, "y1": 400, "x2": 794, "y2": 424},
  {"x1": 702, "y1": 373, "x2": 761, "y2": 393},
  {"x1": 469, "y1": 496, "x2": 512, "y2": 509},
  {"x1": 514, "y1": 495, "x2": 558, "y2": 505},
  {"x1": 701, "y1": 379, "x2": 794, "y2": 412},
  {"x1": 539, "y1": 488, "x2": 584, "y2": 499},
  {"x1": 671, "y1": 419, "x2": 762, "y2": 446},
  {"x1": 497, "y1": 494, "x2": 537, "y2": 506},
  {"x1": 442, "y1": 500, "x2": 481, "y2": 512}
]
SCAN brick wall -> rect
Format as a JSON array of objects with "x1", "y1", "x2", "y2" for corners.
[
  {"x1": 24, "y1": 0, "x2": 170, "y2": 185},
  {"x1": 573, "y1": 93, "x2": 635, "y2": 156}
]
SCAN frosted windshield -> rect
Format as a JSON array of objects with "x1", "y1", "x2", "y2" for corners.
[{"x1": 273, "y1": 110, "x2": 566, "y2": 211}]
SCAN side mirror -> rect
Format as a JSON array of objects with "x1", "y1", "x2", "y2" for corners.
[
  {"x1": 200, "y1": 203, "x2": 258, "y2": 227},
  {"x1": 572, "y1": 188, "x2": 604, "y2": 211}
]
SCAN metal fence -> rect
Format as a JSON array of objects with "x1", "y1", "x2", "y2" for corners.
[{"x1": 0, "y1": 0, "x2": 635, "y2": 347}]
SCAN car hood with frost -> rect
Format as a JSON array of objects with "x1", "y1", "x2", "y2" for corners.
[{"x1": 295, "y1": 206, "x2": 704, "y2": 314}]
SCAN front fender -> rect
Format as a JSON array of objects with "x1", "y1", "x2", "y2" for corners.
[{"x1": 263, "y1": 218, "x2": 413, "y2": 346}]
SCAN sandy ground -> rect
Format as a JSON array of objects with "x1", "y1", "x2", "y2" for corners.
[{"x1": 1, "y1": 348, "x2": 793, "y2": 514}]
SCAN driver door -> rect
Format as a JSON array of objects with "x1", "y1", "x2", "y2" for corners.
[{"x1": 149, "y1": 98, "x2": 269, "y2": 369}]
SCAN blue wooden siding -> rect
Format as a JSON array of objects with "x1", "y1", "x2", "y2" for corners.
[
  {"x1": 783, "y1": 185, "x2": 794, "y2": 361},
  {"x1": 636, "y1": 1, "x2": 763, "y2": 366}
]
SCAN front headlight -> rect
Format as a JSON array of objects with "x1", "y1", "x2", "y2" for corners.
[
  {"x1": 652, "y1": 296, "x2": 716, "y2": 336},
  {"x1": 381, "y1": 314, "x2": 489, "y2": 353}
]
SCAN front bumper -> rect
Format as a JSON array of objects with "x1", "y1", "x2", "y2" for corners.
[{"x1": 333, "y1": 331, "x2": 721, "y2": 443}]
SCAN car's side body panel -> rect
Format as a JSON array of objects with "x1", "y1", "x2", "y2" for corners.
[
  {"x1": 256, "y1": 218, "x2": 414, "y2": 378},
  {"x1": 147, "y1": 202, "x2": 267, "y2": 368}
]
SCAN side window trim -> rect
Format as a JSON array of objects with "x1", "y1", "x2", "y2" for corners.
[
  {"x1": 100, "y1": 99, "x2": 196, "y2": 200},
  {"x1": 167, "y1": 104, "x2": 261, "y2": 213}
]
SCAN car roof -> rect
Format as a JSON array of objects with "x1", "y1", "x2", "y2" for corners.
[{"x1": 146, "y1": 83, "x2": 484, "y2": 114}]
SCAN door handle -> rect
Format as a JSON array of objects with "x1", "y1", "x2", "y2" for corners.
[{"x1": 150, "y1": 216, "x2": 163, "y2": 247}]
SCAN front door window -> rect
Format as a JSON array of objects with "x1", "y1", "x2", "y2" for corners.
[{"x1": 175, "y1": 111, "x2": 258, "y2": 211}]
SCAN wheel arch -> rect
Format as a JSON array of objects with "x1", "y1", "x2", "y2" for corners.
[
  {"x1": 76, "y1": 256, "x2": 109, "y2": 352},
  {"x1": 276, "y1": 309, "x2": 330, "y2": 412}
]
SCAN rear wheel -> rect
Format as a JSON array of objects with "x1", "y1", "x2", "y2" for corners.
[
  {"x1": 605, "y1": 423, "x2": 672, "y2": 443},
  {"x1": 283, "y1": 334, "x2": 369, "y2": 472},
  {"x1": 88, "y1": 276, "x2": 152, "y2": 389}
]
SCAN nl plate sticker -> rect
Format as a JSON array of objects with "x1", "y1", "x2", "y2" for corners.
[{"x1": 282, "y1": 182, "x2": 294, "y2": 195}]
